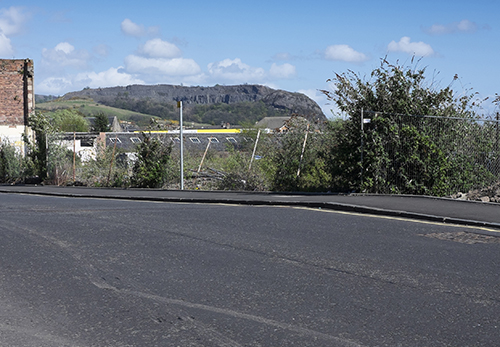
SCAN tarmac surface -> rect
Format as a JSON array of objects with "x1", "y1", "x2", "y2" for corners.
[
  {"x1": 1, "y1": 184, "x2": 500, "y2": 232},
  {"x1": 1, "y1": 185, "x2": 500, "y2": 346}
]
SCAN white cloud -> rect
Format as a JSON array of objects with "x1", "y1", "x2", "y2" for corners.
[
  {"x1": 457, "y1": 19, "x2": 477, "y2": 32},
  {"x1": 0, "y1": 32, "x2": 13, "y2": 56},
  {"x1": 75, "y1": 67, "x2": 144, "y2": 88},
  {"x1": 124, "y1": 55, "x2": 201, "y2": 76},
  {"x1": 425, "y1": 19, "x2": 477, "y2": 35},
  {"x1": 36, "y1": 77, "x2": 73, "y2": 95},
  {"x1": 0, "y1": 6, "x2": 29, "y2": 36},
  {"x1": 387, "y1": 37, "x2": 434, "y2": 57},
  {"x1": 207, "y1": 58, "x2": 266, "y2": 83},
  {"x1": 0, "y1": 6, "x2": 30, "y2": 56},
  {"x1": 42, "y1": 42, "x2": 91, "y2": 69},
  {"x1": 36, "y1": 67, "x2": 144, "y2": 95},
  {"x1": 120, "y1": 18, "x2": 159, "y2": 37},
  {"x1": 324, "y1": 45, "x2": 368, "y2": 62},
  {"x1": 139, "y1": 38, "x2": 181, "y2": 58},
  {"x1": 54, "y1": 42, "x2": 74, "y2": 54},
  {"x1": 121, "y1": 18, "x2": 146, "y2": 37},
  {"x1": 206, "y1": 58, "x2": 299, "y2": 85},
  {"x1": 269, "y1": 63, "x2": 296, "y2": 79},
  {"x1": 118, "y1": 37, "x2": 203, "y2": 84}
]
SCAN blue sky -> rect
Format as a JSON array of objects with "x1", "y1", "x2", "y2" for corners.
[{"x1": 1, "y1": 0, "x2": 499, "y2": 117}]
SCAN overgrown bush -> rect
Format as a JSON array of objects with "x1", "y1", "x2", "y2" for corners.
[
  {"x1": 80, "y1": 143, "x2": 129, "y2": 187},
  {"x1": 214, "y1": 149, "x2": 268, "y2": 191},
  {"x1": 266, "y1": 118, "x2": 331, "y2": 192},
  {"x1": 24, "y1": 112, "x2": 50, "y2": 181},
  {"x1": 0, "y1": 142, "x2": 23, "y2": 183},
  {"x1": 130, "y1": 132, "x2": 173, "y2": 188},
  {"x1": 46, "y1": 142, "x2": 81, "y2": 186},
  {"x1": 321, "y1": 58, "x2": 492, "y2": 195}
]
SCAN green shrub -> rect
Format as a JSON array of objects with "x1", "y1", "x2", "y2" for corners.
[
  {"x1": 0, "y1": 142, "x2": 23, "y2": 183},
  {"x1": 130, "y1": 132, "x2": 172, "y2": 188}
]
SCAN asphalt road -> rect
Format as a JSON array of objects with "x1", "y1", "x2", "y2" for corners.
[
  {"x1": 0, "y1": 193, "x2": 499, "y2": 346},
  {"x1": 3, "y1": 185, "x2": 500, "y2": 229}
]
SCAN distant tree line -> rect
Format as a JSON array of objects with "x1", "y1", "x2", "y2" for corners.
[
  {"x1": 104, "y1": 93, "x2": 177, "y2": 120},
  {"x1": 35, "y1": 109, "x2": 111, "y2": 133},
  {"x1": 105, "y1": 93, "x2": 289, "y2": 125},
  {"x1": 35, "y1": 95, "x2": 60, "y2": 104},
  {"x1": 185, "y1": 101, "x2": 289, "y2": 126}
]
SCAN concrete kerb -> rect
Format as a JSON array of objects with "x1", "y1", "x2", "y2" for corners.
[{"x1": 2, "y1": 187, "x2": 500, "y2": 233}]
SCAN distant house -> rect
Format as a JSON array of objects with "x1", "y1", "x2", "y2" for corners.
[
  {"x1": 255, "y1": 117, "x2": 291, "y2": 133},
  {"x1": 53, "y1": 133, "x2": 101, "y2": 162},
  {"x1": 102, "y1": 129, "x2": 244, "y2": 152},
  {"x1": 54, "y1": 129, "x2": 246, "y2": 163},
  {"x1": 0, "y1": 59, "x2": 35, "y2": 153},
  {"x1": 255, "y1": 115, "x2": 314, "y2": 133}
]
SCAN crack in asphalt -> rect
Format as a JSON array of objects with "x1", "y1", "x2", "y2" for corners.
[{"x1": 1, "y1": 219, "x2": 364, "y2": 346}]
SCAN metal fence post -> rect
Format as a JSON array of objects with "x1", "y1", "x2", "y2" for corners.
[
  {"x1": 297, "y1": 124, "x2": 310, "y2": 177},
  {"x1": 360, "y1": 108, "x2": 364, "y2": 189},
  {"x1": 249, "y1": 129, "x2": 261, "y2": 171},
  {"x1": 177, "y1": 101, "x2": 184, "y2": 190}
]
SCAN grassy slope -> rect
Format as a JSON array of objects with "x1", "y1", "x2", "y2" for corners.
[{"x1": 35, "y1": 99, "x2": 163, "y2": 126}]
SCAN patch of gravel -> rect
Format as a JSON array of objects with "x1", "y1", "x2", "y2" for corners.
[{"x1": 449, "y1": 182, "x2": 500, "y2": 203}]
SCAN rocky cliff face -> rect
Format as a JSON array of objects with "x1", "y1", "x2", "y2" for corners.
[{"x1": 62, "y1": 84, "x2": 326, "y2": 121}]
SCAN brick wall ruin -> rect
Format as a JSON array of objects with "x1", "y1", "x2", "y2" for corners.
[{"x1": 0, "y1": 59, "x2": 34, "y2": 150}]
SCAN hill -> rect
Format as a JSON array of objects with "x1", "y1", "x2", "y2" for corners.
[
  {"x1": 35, "y1": 98, "x2": 159, "y2": 127},
  {"x1": 59, "y1": 84, "x2": 327, "y2": 126}
]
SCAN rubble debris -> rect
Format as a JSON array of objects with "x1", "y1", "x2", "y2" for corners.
[{"x1": 449, "y1": 182, "x2": 500, "y2": 203}]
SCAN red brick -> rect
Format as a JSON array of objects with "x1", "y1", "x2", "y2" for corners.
[{"x1": 0, "y1": 59, "x2": 34, "y2": 126}]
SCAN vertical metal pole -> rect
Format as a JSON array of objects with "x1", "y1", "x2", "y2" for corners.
[
  {"x1": 496, "y1": 112, "x2": 499, "y2": 177},
  {"x1": 45, "y1": 132, "x2": 49, "y2": 181},
  {"x1": 179, "y1": 101, "x2": 184, "y2": 190},
  {"x1": 73, "y1": 131, "x2": 76, "y2": 182},
  {"x1": 496, "y1": 113, "x2": 499, "y2": 150},
  {"x1": 360, "y1": 108, "x2": 364, "y2": 189}
]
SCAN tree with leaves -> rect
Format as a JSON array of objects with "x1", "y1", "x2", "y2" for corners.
[
  {"x1": 321, "y1": 58, "x2": 490, "y2": 195},
  {"x1": 92, "y1": 112, "x2": 110, "y2": 132},
  {"x1": 24, "y1": 111, "x2": 51, "y2": 180},
  {"x1": 130, "y1": 132, "x2": 172, "y2": 188},
  {"x1": 52, "y1": 109, "x2": 89, "y2": 132}
]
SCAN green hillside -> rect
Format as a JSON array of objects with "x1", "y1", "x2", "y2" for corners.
[
  {"x1": 35, "y1": 98, "x2": 164, "y2": 127},
  {"x1": 58, "y1": 84, "x2": 327, "y2": 126}
]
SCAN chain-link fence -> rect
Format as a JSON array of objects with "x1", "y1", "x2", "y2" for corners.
[
  {"x1": 3, "y1": 113, "x2": 499, "y2": 195},
  {"x1": 361, "y1": 111, "x2": 500, "y2": 195}
]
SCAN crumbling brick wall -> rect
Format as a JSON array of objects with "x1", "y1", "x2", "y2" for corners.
[{"x1": 0, "y1": 59, "x2": 34, "y2": 126}]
